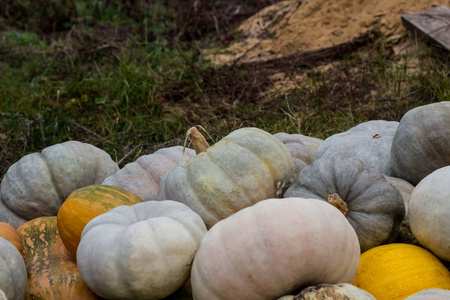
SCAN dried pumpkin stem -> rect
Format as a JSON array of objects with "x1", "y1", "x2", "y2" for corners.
[
  {"x1": 327, "y1": 193, "x2": 349, "y2": 216},
  {"x1": 184, "y1": 127, "x2": 210, "y2": 154}
]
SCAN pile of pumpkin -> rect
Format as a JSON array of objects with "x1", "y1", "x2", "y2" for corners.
[{"x1": 1, "y1": 101, "x2": 450, "y2": 300}]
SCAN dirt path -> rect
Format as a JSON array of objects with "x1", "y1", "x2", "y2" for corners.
[{"x1": 207, "y1": 0, "x2": 450, "y2": 65}]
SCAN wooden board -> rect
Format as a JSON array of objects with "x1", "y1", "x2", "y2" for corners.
[{"x1": 401, "y1": 6, "x2": 450, "y2": 50}]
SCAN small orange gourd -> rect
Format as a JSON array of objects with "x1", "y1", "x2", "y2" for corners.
[
  {"x1": 0, "y1": 222, "x2": 23, "y2": 255},
  {"x1": 57, "y1": 184, "x2": 143, "y2": 257},
  {"x1": 353, "y1": 243, "x2": 450, "y2": 300}
]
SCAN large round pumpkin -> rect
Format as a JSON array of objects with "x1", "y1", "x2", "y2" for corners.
[
  {"x1": 17, "y1": 216, "x2": 100, "y2": 299},
  {"x1": 408, "y1": 166, "x2": 450, "y2": 261},
  {"x1": 102, "y1": 146, "x2": 196, "y2": 201},
  {"x1": 0, "y1": 236, "x2": 27, "y2": 300},
  {"x1": 157, "y1": 127, "x2": 294, "y2": 228},
  {"x1": 0, "y1": 141, "x2": 119, "y2": 227},
  {"x1": 191, "y1": 198, "x2": 360, "y2": 300},
  {"x1": 353, "y1": 243, "x2": 450, "y2": 300},
  {"x1": 57, "y1": 184, "x2": 143, "y2": 257},
  {"x1": 316, "y1": 120, "x2": 399, "y2": 176},
  {"x1": 391, "y1": 101, "x2": 450, "y2": 185},
  {"x1": 283, "y1": 156, "x2": 405, "y2": 252},
  {"x1": 77, "y1": 200, "x2": 207, "y2": 300}
]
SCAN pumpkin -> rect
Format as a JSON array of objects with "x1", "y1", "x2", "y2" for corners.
[
  {"x1": 191, "y1": 198, "x2": 360, "y2": 300},
  {"x1": 383, "y1": 175, "x2": 418, "y2": 245},
  {"x1": 408, "y1": 166, "x2": 450, "y2": 261},
  {"x1": 273, "y1": 132, "x2": 315, "y2": 177},
  {"x1": 0, "y1": 141, "x2": 119, "y2": 228},
  {"x1": 0, "y1": 236, "x2": 27, "y2": 300},
  {"x1": 353, "y1": 243, "x2": 450, "y2": 300},
  {"x1": 391, "y1": 101, "x2": 450, "y2": 185},
  {"x1": 102, "y1": 146, "x2": 196, "y2": 202},
  {"x1": 76, "y1": 200, "x2": 207, "y2": 300},
  {"x1": 288, "y1": 283, "x2": 376, "y2": 300},
  {"x1": 283, "y1": 156, "x2": 405, "y2": 252},
  {"x1": 157, "y1": 127, "x2": 294, "y2": 228},
  {"x1": 315, "y1": 120, "x2": 399, "y2": 176},
  {"x1": 17, "y1": 216, "x2": 100, "y2": 299},
  {"x1": 0, "y1": 221, "x2": 23, "y2": 255},
  {"x1": 404, "y1": 289, "x2": 450, "y2": 299},
  {"x1": 57, "y1": 184, "x2": 143, "y2": 257}
]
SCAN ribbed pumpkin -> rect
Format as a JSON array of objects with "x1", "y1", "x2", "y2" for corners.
[
  {"x1": 283, "y1": 156, "x2": 405, "y2": 252},
  {"x1": 315, "y1": 120, "x2": 399, "y2": 176},
  {"x1": 158, "y1": 127, "x2": 294, "y2": 228},
  {"x1": 391, "y1": 101, "x2": 450, "y2": 185},
  {"x1": 0, "y1": 222, "x2": 23, "y2": 255},
  {"x1": 191, "y1": 198, "x2": 360, "y2": 300},
  {"x1": 17, "y1": 216, "x2": 100, "y2": 299},
  {"x1": 353, "y1": 243, "x2": 450, "y2": 300},
  {"x1": 77, "y1": 201, "x2": 207, "y2": 300},
  {"x1": 273, "y1": 132, "x2": 315, "y2": 177},
  {"x1": 0, "y1": 141, "x2": 119, "y2": 228},
  {"x1": 408, "y1": 166, "x2": 450, "y2": 261},
  {"x1": 57, "y1": 184, "x2": 143, "y2": 257},
  {"x1": 102, "y1": 146, "x2": 196, "y2": 201}
]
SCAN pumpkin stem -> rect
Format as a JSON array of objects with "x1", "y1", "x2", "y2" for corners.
[
  {"x1": 327, "y1": 193, "x2": 349, "y2": 215},
  {"x1": 184, "y1": 127, "x2": 210, "y2": 154}
]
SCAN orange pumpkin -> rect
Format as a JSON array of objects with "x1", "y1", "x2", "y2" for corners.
[
  {"x1": 57, "y1": 184, "x2": 143, "y2": 256},
  {"x1": 353, "y1": 243, "x2": 450, "y2": 300},
  {"x1": 0, "y1": 222, "x2": 23, "y2": 255},
  {"x1": 17, "y1": 216, "x2": 100, "y2": 299}
]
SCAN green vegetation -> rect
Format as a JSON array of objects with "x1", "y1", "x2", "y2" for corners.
[{"x1": 1, "y1": 0, "x2": 449, "y2": 179}]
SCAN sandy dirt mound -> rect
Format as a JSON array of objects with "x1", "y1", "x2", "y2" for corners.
[{"x1": 207, "y1": 0, "x2": 450, "y2": 65}]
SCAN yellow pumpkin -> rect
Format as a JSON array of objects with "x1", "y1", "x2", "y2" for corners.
[
  {"x1": 57, "y1": 184, "x2": 143, "y2": 257},
  {"x1": 353, "y1": 243, "x2": 450, "y2": 300}
]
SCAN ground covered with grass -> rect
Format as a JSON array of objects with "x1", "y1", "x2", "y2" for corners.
[{"x1": 1, "y1": 0, "x2": 449, "y2": 179}]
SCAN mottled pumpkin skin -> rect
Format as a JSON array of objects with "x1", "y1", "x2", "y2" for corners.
[
  {"x1": 0, "y1": 221, "x2": 23, "y2": 255},
  {"x1": 353, "y1": 243, "x2": 450, "y2": 300},
  {"x1": 158, "y1": 127, "x2": 294, "y2": 228},
  {"x1": 57, "y1": 184, "x2": 143, "y2": 257},
  {"x1": 0, "y1": 236, "x2": 27, "y2": 300},
  {"x1": 283, "y1": 156, "x2": 405, "y2": 252},
  {"x1": 102, "y1": 146, "x2": 196, "y2": 201},
  {"x1": 17, "y1": 216, "x2": 100, "y2": 300},
  {"x1": 391, "y1": 102, "x2": 450, "y2": 185},
  {"x1": 293, "y1": 283, "x2": 376, "y2": 300},
  {"x1": 0, "y1": 141, "x2": 119, "y2": 228},
  {"x1": 191, "y1": 198, "x2": 360, "y2": 300}
]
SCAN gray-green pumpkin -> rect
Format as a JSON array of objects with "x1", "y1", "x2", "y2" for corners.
[
  {"x1": 316, "y1": 120, "x2": 398, "y2": 176},
  {"x1": 391, "y1": 101, "x2": 450, "y2": 185},
  {"x1": 283, "y1": 155, "x2": 405, "y2": 252},
  {"x1": 157, "y1": 127, "x2": 294, "y2": 228},
  {"x1": 0, "y1": 236, "x2": 27, "y2": 300},
  {"x1": 0, "y1": 141, "x2": 119, "y2": 227}
]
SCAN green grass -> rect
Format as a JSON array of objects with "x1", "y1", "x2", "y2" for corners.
[{"x1": 1, "y1": 0, "x2": 449, "y2": 179}]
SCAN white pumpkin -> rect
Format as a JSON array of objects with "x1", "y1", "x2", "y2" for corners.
[
  {"x1": 191, "y1": 198, "x2": 360, "y2": 300},
  {"x1": 77, "y1": 200, "x2": 207, "y2": 300}
]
